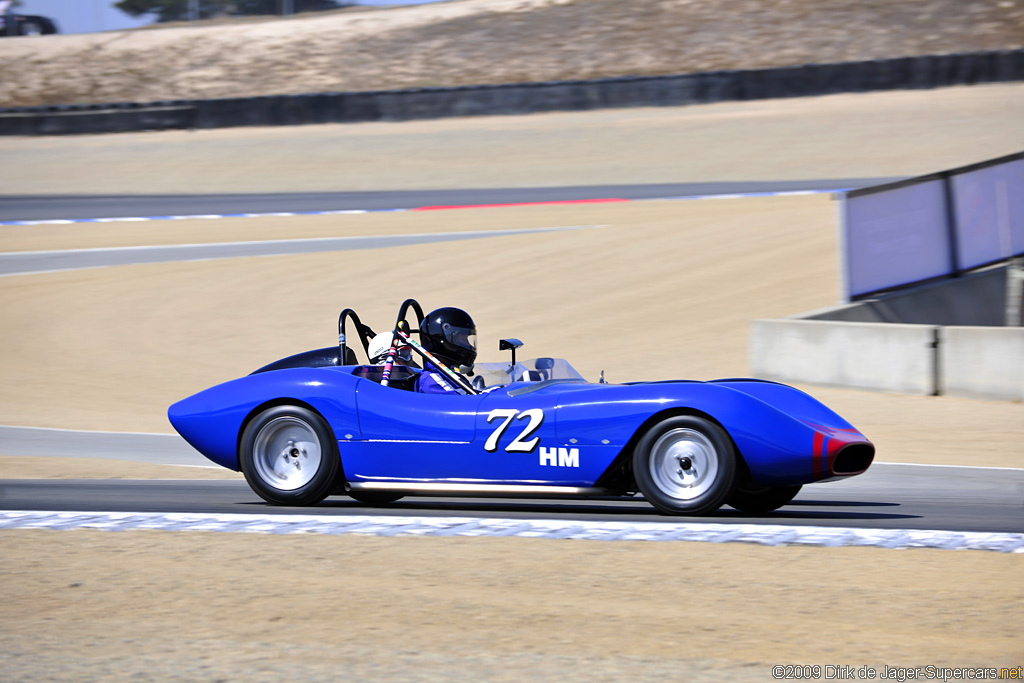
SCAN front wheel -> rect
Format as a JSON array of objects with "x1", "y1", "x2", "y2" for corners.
[
  {"x1": 632, "y1": 415, "x2": 737, "y2": 516},
  {"x1": 727, "y1": 483, "x2": 802, "y2": 513},
  {"x1": 240, "y1": 405, "x2": 340, "y2": 506}
]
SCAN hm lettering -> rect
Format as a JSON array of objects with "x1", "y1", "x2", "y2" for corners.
[{"x1": 539, "y1": 446, "x2": 579, "y2": 468}]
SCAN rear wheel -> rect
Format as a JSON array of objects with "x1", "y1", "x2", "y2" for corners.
[
  {"x1": 632, "y1": 415, "x2": 736, "y2": 516},
  {"x1": 727, "y1": 483, "x2": 802, "y2": 513},
  {"x1": 240, "y1": 405, "x2": 339, "y2": 506}
]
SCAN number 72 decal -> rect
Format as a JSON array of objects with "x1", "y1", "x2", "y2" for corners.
[{"x1": 484, "y1": 408, "x2": 545, "y2": 453}]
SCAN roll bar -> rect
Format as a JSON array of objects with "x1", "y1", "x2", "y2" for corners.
[
  {"x1": 395, "y1": 298, "x2": 425, "y2": 333},
  {"x1": 337, "y1": 299, "x2": 422, "y2": 367},
  {"x1": 337, "y1": 308, "x2": 375, "y2": 366}
]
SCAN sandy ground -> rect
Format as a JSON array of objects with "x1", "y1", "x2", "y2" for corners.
[
  {"x1": 2, "y1": 85, "x2": 1023, "y2": 195},
  {"x1": 1, "y1": 89, "x2": 1022, "y2": 679},
  {"x1": 1, "y1": 530, "x2": 1021, "y2": 681},
  {"x1": 0, "y1": 0, "x2": 1021, "y2": 107}
]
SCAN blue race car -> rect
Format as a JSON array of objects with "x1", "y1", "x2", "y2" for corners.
[{"x1": 168, "y1": 299, "x2": 874, "y2": 515}]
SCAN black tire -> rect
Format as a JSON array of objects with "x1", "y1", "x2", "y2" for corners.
[
  {"x1": 240, "y1": 405, "x2": 340, "y2": 506},
  {"x1": 347, "y1": 490, "x2": 405, "y2": 505},
  {"x1": 727, "y1": 483, "x2": 802, "y2": 513},
  {"x1": 632, "y1": 415, "x2": 737, "y2": 516}
]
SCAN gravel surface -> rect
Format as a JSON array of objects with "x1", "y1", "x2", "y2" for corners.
[
  {"x1": 0, "y1": 0, "x2": 1021, "y2": 107},
  {"x1": 1, "y1": 530, "x2": 1020, "y2": 681}
]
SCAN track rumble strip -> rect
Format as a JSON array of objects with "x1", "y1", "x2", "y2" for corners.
[{"x1": 1, "y1": 511, "x2": 1022, "y2": 552}]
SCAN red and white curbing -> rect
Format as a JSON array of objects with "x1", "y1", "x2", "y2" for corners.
[{"x1": 1, "y1": 511, "x2": 1021, "y2": 552}]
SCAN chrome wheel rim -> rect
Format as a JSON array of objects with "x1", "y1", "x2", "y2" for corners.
[
  {"x1": 252, "y1": 416, "x2": 322, "y2": 491},
  {"x1": 648, "y1": 428, "x2": 719, "y2": 501}
]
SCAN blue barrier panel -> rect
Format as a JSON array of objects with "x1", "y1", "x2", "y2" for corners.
[
  {"x1": 842, "y1": 152, "x2": 1024, "y2": 301},
  {"x1": 843, "y1": 178, "x2": 953, "y2": 299},
  {"x1": 951, "y1": 156, "x2": 1024, "y2": 270}
]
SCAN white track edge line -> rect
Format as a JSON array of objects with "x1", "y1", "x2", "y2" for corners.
[{"x1": 1, "y1": 511, "x2": 1021, "y2": 552}]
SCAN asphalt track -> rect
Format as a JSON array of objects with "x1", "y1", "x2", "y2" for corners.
[
  {"x1": 0, "y1": 427, "x2": 1021, "y2": 534},
  {"x1": 0, "y1": 179, "x2": 902, "y2": 223},
  {"x1": 2, "y1": 467, "x2": 1022, "y2": 534}
]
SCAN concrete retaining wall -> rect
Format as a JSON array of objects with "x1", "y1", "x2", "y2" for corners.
[
  {"x1": 750, "y1": 319, "x2": 939, "y2": 395},
  {"x1": 2, "y1": 49, "x2": 1022, "y2": 136},
  {"x1": 750, "y1": 266, "x2": 1024, "y2": 400},
  {"x1": 940, "y1": 327, "x2": 1024, "y2": 400}
]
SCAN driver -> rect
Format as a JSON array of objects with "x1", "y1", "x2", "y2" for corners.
[
  {"x1": 368, "y1": 331, "x2": 417, "y2": 368},
  {"x1": 416, "y1": 307, "x2": 477, "y2": 395}
]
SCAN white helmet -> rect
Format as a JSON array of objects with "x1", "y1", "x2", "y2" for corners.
[{"x1": 368, "y1": 331, "x2": 413, "y2": 365}]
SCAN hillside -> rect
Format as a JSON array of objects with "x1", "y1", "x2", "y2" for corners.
[{"x1": 0, "y1": 0, "x2": 1021, "y2": 108}]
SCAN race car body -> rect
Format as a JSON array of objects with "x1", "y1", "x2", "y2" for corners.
[{"x1": 168, "y1": 300, "x2": 874, "y2": 516}]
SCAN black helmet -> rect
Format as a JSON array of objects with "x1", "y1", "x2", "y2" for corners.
[{"x1": 420, "y1": 307, "x2": 477, "y2": 369}]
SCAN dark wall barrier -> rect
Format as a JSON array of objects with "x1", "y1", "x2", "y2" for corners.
[{"x1": 2, "y1": 50, "x2": 1022, "y2": 136}]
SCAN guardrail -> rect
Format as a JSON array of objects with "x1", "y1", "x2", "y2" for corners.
[{"x1": 1, "y1": 49, "x2": 1022, "y2": 136}]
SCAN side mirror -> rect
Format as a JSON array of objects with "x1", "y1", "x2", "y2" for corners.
[{"x1": 499, "y1": 338, "x2": 523, "y2": 367}]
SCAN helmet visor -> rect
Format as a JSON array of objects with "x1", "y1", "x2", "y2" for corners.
[{"x1": 444, "y1": 325, "x2": 476, "y2": 353}]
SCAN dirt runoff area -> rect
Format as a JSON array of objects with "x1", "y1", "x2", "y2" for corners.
[
  {"x1": 1, "y1": 530, "x2": 1021, "y2": 682},
  {"x1": 1, "y1": 88, "x2": 1022, "y2": 678},
  {"x1": 0, "y1": 0, "x2": 1023, "y2": 108}
]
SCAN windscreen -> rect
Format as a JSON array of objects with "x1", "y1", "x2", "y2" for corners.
[{"x1": 472, "y1": 358, "x2": 586, "y2": 388}]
